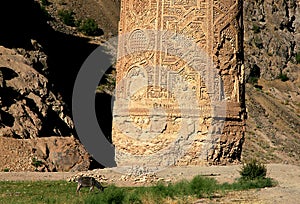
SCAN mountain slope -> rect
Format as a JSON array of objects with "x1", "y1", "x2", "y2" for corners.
[{"x1": 242, "y1": 0, "x2": 300, "y2": 164}]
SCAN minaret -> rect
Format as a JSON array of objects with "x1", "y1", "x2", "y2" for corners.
[{"x1": 112, "y1": 0, "x2": 245, "y2": 169}]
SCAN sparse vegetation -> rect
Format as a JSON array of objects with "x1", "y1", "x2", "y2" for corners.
[
  {"x1": 58, "y1": 1, "x2": 67, "y2": 5},
  {"x1": 51, "y1": 1, "x2": 106, "y2": 36},
  {"x1": 57, "y1": 9, "x2": 103, "y2": 36},
  {"x1": 78, "y1": 18, "x2": 103, "y2": 36},
  {"x1": 295, "y1": 52, "x2": 300, "y2": 64},
  {"x1": 0, "y1": 172, "x2": 275, "y2": 204},
  {"x1": 252, "y1": 24, "x2": 261, "y2": 33},
  {"x1": 239, "y1": 159, "x2": 267, "y2": 180},
  {"x1": 58, "y1": 9, "x2": 76, "y2": 26},
  {"x1": 248, "y1": 77, "x2": 259, "y2": 85},
  {"x1": 40, "y1": 0, "x2": 50, "y2": 6},
  {"x1": 277, "y1": 73, "x2": 289, "y2": 82},
  {"x1": 31, "y1": 158, "x2": 43, "y2": 171}
]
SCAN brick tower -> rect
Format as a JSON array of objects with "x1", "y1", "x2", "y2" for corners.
[{"x1": 112, "y1": 0, "x2": 245, "y2": 168}]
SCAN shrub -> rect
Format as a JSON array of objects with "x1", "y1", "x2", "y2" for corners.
[
  {"x1": 277, "y1": 73, "x2": 289, "y2": 82},
  {"x1": 252, "y1": 24, "x2": 261, "y2": 33},
  {"x1": 152, "y1": 182, "x2": 171, "y2": 198},
  {"x1": 3, "y1": 168, "x2": 9, "y2": 172},
  {"x1": 74, "y1": 18, "x2": 82, "y2": 27},
  {"x1": 255, "y1": 85, "x2": 263, "y2": 91},
  {"x1": 296, "y1": 52, "x2": 300, "y2": 64},
  {"x1": 239, "y1": 159, "x2": 267, "y2": 180},
  {"x1": 31, "y1": 158, "x2": 43, "y2": 170},
  {"x1": 58, "y1": 10, "x2": 75, "y2": 26},
  {"x1": 40, "y1": 0, "x2": 50, "y2": 6},
  {"x1": 78, "y1": 18, "x2": 103, "y2": 36}
]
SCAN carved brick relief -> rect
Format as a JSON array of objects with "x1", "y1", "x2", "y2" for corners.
[{"x1": 113, "y1": 0, "x2": 245, "y2": 168}]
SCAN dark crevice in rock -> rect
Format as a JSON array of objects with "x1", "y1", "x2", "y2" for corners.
[
  {"x1": 0, "y1": 67, "x2": 19, "y2": 80},
  {"x1": 1, "y1": 87, "x2": 21, "y2": 108},
  {"x1": 45, "y1": 144, "x2": 50, "y2": 160},
  {"x1": 0, "y1": 110, "x2": 14, "y2": 127},
  {"x1": 39, "y1": 109, "x2": 72, "y2": 136}
]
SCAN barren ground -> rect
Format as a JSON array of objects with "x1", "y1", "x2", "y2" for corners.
[{"x1": 0, "y1": 164, "x2": 299, "y2": 203}]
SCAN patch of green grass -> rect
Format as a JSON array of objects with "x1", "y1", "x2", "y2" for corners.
[
  {"x1": 0, "y1": 172, "x2": 276, "y2": 204},
  {"x1": 229, "y1": 177, "x2": 274, "y2": 190},
  {"x1": 190, "y1": 175, "x2": 217, "y2": 198},
  {"x1": 0, "y1": 181, "x2": 76, "y2": 204}
]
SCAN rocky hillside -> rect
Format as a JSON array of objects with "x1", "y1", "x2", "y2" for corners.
[
  {"x1": 0, "y1": 46, "x2": 74, "y2": 138},
  {"x1": 0, "y1": 0, "x2": 299, "y2": 171},
  {"x1": 244, "y1": 0, "x2": 299, "y2": 80},
  {"x1": 0, "y1": 0, "x2": 103, "y2": 171},
  {"x1": 242, "y1": 0, "x2": 300, "y2": 165}
]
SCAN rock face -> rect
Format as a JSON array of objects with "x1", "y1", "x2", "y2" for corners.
[
  {"x1": 0, "y1": 136, "x2": 90, "y2": 172},
  {"x1": 242, "y1": 0, "x2": 300, "y2": 165},
  {"x1": 0, "y1": 46, "x2": 93, "y2": 171},
  {"x1": 0, "y1": 46, "x2": 74, "y2": 138},
  {"x1": 244, "y1": 0, "x2": 299, "y2": 81},
  {"x1": 112, "y1": 0, "x2": 246, "y2": 168}
]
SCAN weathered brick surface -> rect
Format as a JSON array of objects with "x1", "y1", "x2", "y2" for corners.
[{"x1": 113, "y1": 0, "x2": 246, "y2": 168}]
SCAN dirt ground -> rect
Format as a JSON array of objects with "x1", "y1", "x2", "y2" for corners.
[{"x1": 0, "y1": 164, "x2": 299, "y2": 203}]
